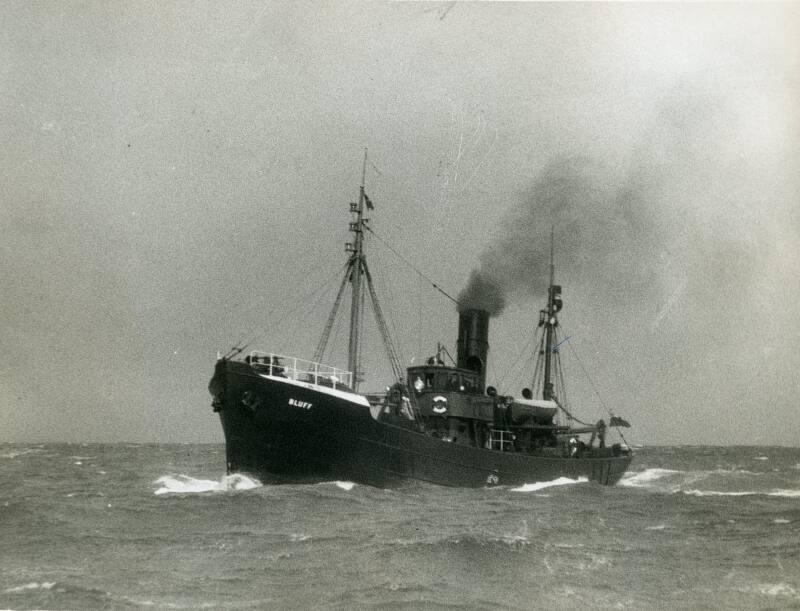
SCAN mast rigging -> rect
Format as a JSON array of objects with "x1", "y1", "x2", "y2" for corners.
[{"x1": 312, "y1": 149, "x2": 404, "y2": 390}]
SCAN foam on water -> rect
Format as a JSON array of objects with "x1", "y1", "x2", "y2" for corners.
[
  {"x1": 620, "y1": 468, "x2": 682, "y2": 488},
  {"x1": 0, "y1": 448, "x2": 41, "y2": 459},
  {"x1": 745, "y1": 583, "x2": 800, "y2": 599},
  {"x1": 4, "y1": 582, "x2": 56, "y2": 593},
  {"x1": 511, "y1": 476, "x2": 588, "y2": 492},
  {"x1": 619, "y1": 467, "x2": 797, "y2": 497},
  {"x1": 683, "y1": 488, "x2": 800, "y2": 498},
  {"x1": 6, "y1": 443, "x2": 800, "y2": 609},
  {"x1": 153, "y1": 473, "x2": 261, "y2": 495}
]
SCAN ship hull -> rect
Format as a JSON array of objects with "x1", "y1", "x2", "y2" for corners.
[{"x1": 211, "y1": 360, "x2": 632, "y2": 488}]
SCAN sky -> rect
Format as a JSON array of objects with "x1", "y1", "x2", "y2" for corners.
[{"x1": 1, "y1": 1, "x2": 798, "y2": 445}]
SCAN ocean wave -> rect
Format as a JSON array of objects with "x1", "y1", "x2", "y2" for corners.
[
  {"x1": 496, "y1": 534, "x2": 530, "y2": 550},
  {"x1": 739, "y1": 582, "x2": 800, "y2": 600},
  {"x1": 4, "y1": 581, "x2": 125, "y2": 607},
  {"x1": 619, "y1": 467, "x2": 793, "y2": 496},
  {"x1": 389, "y1": 531, "x2": 533, "y2": 553},
  {"x1": 334, "y1": 481, "x2": 355, "y2": 491},
  {"x1": 445, "y1": 534, "x2": 532, "y2": 552},
  {"x1": 0, "y1": 448, "x2": 42, "y2": 459},
  {"x1": 511, "y1": 476, "x2": 588, "y2": 492},
  {"x1": 683, "y1": 488, "x2": 800, "y2": 498},
  {"x1": 153, "y1": 473, "x2": 261, "y2": 495},
  {"x1": 4, "y1": 582, "x2": 56, "y2": 594},
  {"x1": 620, "y1": 468, "x2": 684, "y2": 487}
]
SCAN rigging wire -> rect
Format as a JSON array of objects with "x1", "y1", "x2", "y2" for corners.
[
  {"x1": 271, "y1": 271, "x2": 343, "y2": 349},
  {"x1": 312, "y1": 263, "x2": 352, "y2": 363},
  {"x1": 565, "y1": 336, "x2": 610, "y2": 414},
  {"x1": 238, "y1": 260, "x2": 350, "y2": 356},
  {"x1": 531, "y1": 328, "x2": 546, "y2": 394},
  {"x1": 327, "y1": 294, "x2": 347, "y2": 368},
  {"x1": 578, "y1": 333, "x2": 644, "y2": 404},
  {"x1": 370, "y1": 262, "x2": 409, "y2": 372},
  {"x1": 225, "y1": 258, "x2": 350, "y2": 357},
  {"x1": 364, "y1": 224, "x2": 462, "y2": 308},
  {"x1": 565, "y1": 337, "x2": 630, "y2": 444},
  {"x1": 356, "y1": 268, "x2": 367, "y2": 385},
  {"x1": 364, "y1": 265, "x2": 405, "y2": 382},
  {"x1": 496, "y1": 329, "x2": 537, "y2": 391}
]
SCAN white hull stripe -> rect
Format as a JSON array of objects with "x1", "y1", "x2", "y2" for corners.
[{"x1": 258, "y1": 374, "x2": 371, "y2": 407}]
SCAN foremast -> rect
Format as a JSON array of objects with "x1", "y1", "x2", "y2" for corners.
[
  {"x1": 346, "y1": 152, "x2": 368, "y2": 382},
  {"x1": 313, "y1": 149, "x2": 404, "y2": 392}
]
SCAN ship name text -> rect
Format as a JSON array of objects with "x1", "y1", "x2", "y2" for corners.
[{"x1": 289, "y1": 398, "x2": 313, "y2": 410}]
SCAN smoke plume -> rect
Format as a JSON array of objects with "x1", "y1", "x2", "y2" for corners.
[
  {"x1": 458, "y1": 79, "x2": 799, "y2": 336},
  {"x1": 457, "y1": 156, "x2": 619, "y2": 315},
  {"x1": 457, "y1": 77, "x2": 800, "y2": 442}
]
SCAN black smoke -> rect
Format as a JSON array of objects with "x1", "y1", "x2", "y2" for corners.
[
  {"x1": 457, "y1": 79, "x2": 800, "y2": 442},
  {"x1": 457, "y1": 156, "x2": 622, "y2": 316}
]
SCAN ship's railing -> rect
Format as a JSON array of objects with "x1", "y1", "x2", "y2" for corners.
[{"x1": 247, "y1": 351, "x2": 354, "y2": 390}]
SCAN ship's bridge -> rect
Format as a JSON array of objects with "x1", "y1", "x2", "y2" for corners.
[
  {"x1": 407, "y1": 364, "x2": 493, "y2": 423},
  {"x1": 407, "y1": 365, "x2": 482, "y2": 396}
]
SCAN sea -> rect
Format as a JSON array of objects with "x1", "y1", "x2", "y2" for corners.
[{"x1": 1, "y1": 444, "x2": 799, "y2": 610}]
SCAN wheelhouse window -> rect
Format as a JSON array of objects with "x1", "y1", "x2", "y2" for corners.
[
  {"x1": 409, "y1": 367, "x2": 479, "y2": 394},
  {"x1": 447, "y1": 372, "x2": 460, "y2": 390},
  {"x1": 462, "y1": 375, "x2": 476, "y2": 393}
]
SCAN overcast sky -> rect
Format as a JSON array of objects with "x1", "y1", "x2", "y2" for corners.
[{"x1": 2, "y1": 2, "x2": 798, "y2": 445}]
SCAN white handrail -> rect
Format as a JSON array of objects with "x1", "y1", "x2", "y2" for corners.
[{"x1": 246, "y1": 351, "x2": 354, "y2": 389}]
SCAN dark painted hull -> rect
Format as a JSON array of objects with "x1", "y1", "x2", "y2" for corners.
[{"x1": 210, "y1": 359, "x2": 632, "y2": 488}]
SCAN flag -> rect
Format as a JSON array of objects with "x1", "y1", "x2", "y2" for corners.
[
  {"x1": 364, "y1": 193, "x2": 374, "y2": 210},
  {"x1": 609, "y1": 416, "x2": 631, "y2": 428}
]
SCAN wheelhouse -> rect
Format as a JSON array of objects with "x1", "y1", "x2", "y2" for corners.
[{"x1": 407, "y1": 365, "x2": 482, "y2": 396}]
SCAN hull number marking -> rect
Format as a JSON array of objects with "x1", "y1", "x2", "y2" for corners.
[{"x1": 289, "y1": 398, "x2": 313, "y2": 410}]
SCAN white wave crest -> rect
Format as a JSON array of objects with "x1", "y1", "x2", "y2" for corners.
[
  {"x1": 683, "y1": 489, "x2": 753, "y2": 497},
  {"x1": 335, "y1": 481, "x2": 355, "y2": 490},
  {"x1": 0, "y1": 449, "x2": 41, "y2": 459},
  {"x1": 511, "y1": 476, "x2": 588, "y2": 492},
  {"x1": 683, "y1": 489, "x2": 800, "y2": 498},
  {"x1": 619, "y1": 468, "x2": 683, "y2": 488},
  {"x1": 153, "y1": 473, "x2": 261, "y2": 495},
  {"x1": 754, "y1": 583, "x2": 799, "y2": 598},
  {"x1": 4, "y1": 582, "x2": 56, "y2": 593},
  {"x1": 619, "y1": 467, "x2": 783, "y2": 495}
]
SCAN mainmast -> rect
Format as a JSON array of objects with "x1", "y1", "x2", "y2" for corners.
[
  {"x1": 346, "y1": 150, "x2": 368, "y2": 386},
  {"x1": 542, "y1": 227, "x2": 562, "y2": 401}
]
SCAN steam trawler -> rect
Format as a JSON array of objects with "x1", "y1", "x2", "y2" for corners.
[{"x1": 208, "y1": 156, "x2": 632, "y2": 487}]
